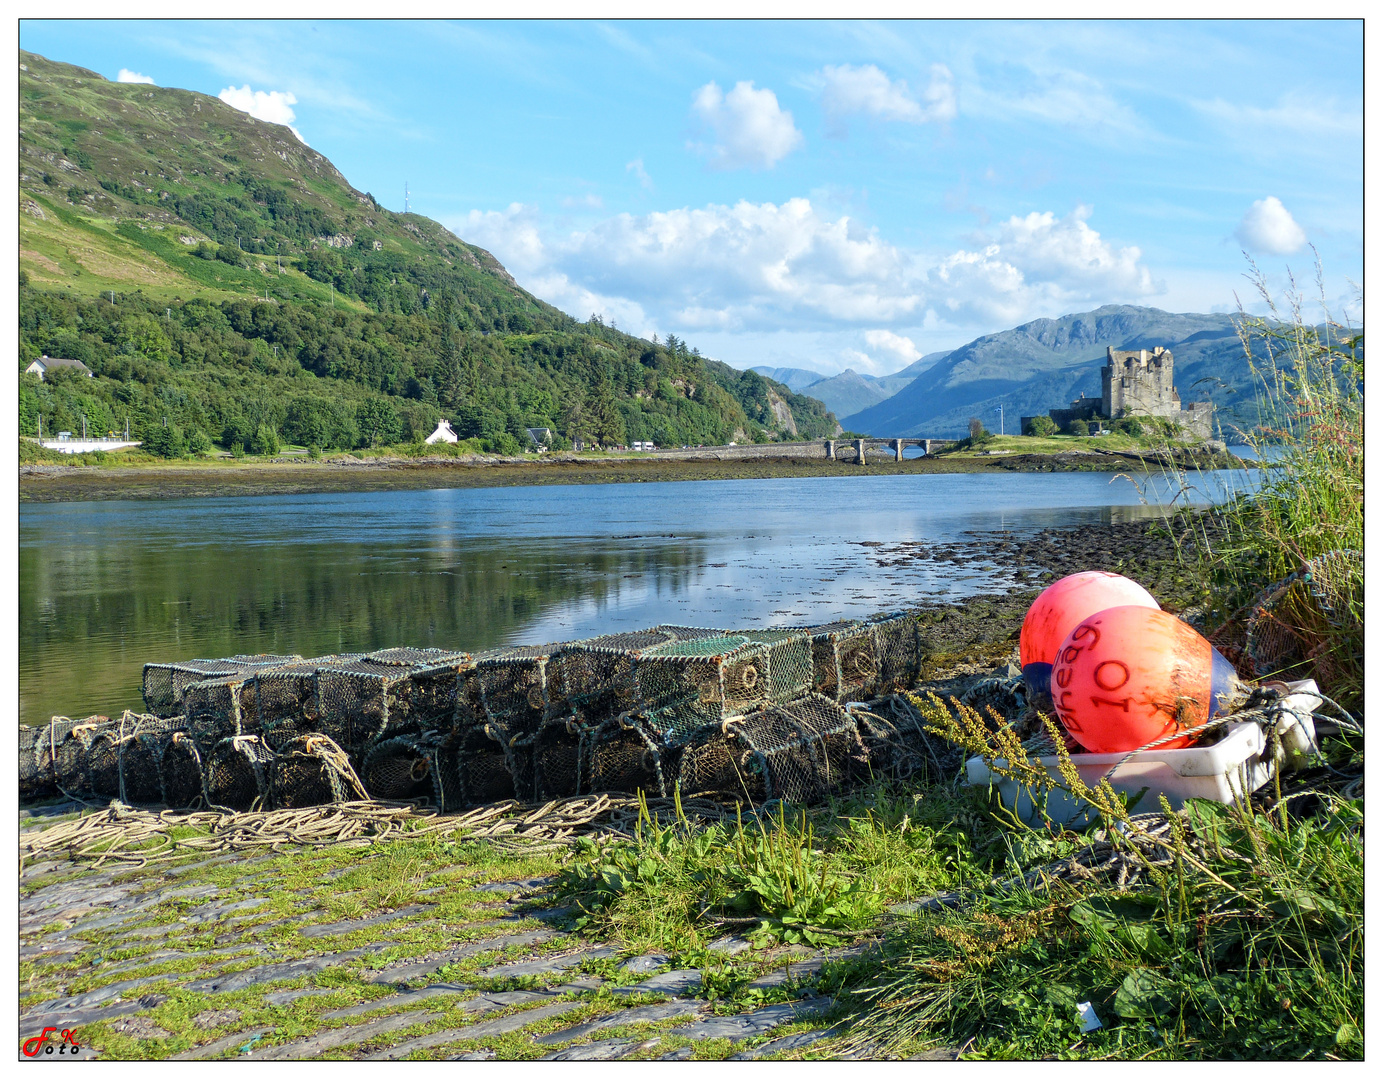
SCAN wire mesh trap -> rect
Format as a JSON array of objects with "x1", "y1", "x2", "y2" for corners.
[
  {"x1": 532, "y1": 715, "x2": 589, "y2": 800},
  {"x1": 474, "y1": 645, "x2": 559, "y2": 742},
  {"x1": 800, "y1": 620, "x2": 880, "y2": 702},
  {"x1": 203, "y1": 736, "x2": 275, "y2": 812},
  {"x1": 453, "y1": 724, "x2": 517, "y2": 806},
  {"x1": 316, "y1": 649, "x2": 472, "y2": 754},
  {"x1": 868, "y1": 612, "x2": 924, "y2": 692},
  {"x1": 546, "y1": 630, "x2": 682, "y2": 722},
  {"x1": 20, "y1": 716, "x2": 84, "y2": 800},
  {"x1": 731, "y1": 694, "x2": 869, "y2": 804},
  {"x1": 270, "y1": 734, "x2": 368, "y2": 809},
  {"x1": 158, "y1": 732, "x2": 206, "y2": 809},
  {"x1": 732, "y1": 629, "x2": 816, "y2": 704},
  {"x1": 633, "y1": 634, "x2": 772, "y2": 744},
  {"x1": 141, "y1": 654, "x2": 301, "y2": 719},
  {"x1": 586, "y1": 715, "x2": 670, "y2": 799},
  {"x1": 252, "y1": 654, "x2": 366, "y2": 748},
  {"x1": 360, "y1": 731, "x2": 464, "y2": 811},
  {"x1": 182, "y1": 675, "x2": 258, "y2": 750},
  {"x1": 1246, "y1": 549, "x2": 1363, "y2": 686}
]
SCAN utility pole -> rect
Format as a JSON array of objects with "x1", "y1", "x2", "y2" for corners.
[
  {"x1": 330, "y1": 282, "x2": 334, "y2": 307},
  {"x1": 125, "y1": 417, "x2": 130, "y2": 440},
  {"x1": 995, "y1": 405, "x2": 1004, "y2": 437},
  {"x1": 37, "y1": 415, "x2": 42, "y2": 440},
  {"x1": 82, "y1": 414, "x2": 87, "y2": 440},
  {"x1": 405, "y1": 182, "x2": 410, "y2": 215}
]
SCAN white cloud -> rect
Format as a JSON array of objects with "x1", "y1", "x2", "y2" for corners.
[
  {"x1": 688, "y1": 81, "x2": 803, "y2": 171},
  {"x1": 449, "y1": 199, "x2": 1158, "y2": 347},
  {"x1": 1234, "y1": 196, "x2": 1307, "y2": 255},
  {"x1": 819, "y1": 63, "x2": 955, "y2": 135},
  {"x1": 863, "y1": 329, "x2": 920, "y2": 365},
  {"x1": 217, "y1": 84, "x2": 307, "y2": 144},
  {"x1": 117, "y1": 69, "x2": 155, "y2": 85},
  {"x1": 561, "y1": 193, "x2": 605, "y2": 210},
  {"x1": 626, "y1": 158, "x2": 653, "y2": 189}
]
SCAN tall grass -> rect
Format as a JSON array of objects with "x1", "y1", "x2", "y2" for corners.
[{"x1": 1190, "y1": 256, "x2": 1362, "y2": 606}]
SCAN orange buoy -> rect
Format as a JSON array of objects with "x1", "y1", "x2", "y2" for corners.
[
  {"x1": 1049, "y1": 605, "x2": 1240, "y2": 753},
  {"x1": 1020, "y1": 572, "x2": 1159, "y2": 697}
]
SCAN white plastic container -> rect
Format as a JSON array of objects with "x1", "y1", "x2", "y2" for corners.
[{"x1": 966, "y1": 721, "x2": 1270, "y2": 827}]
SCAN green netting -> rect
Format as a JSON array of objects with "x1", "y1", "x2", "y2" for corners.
[
  {"x1": 183, "y1": 676, "x2": 256, "y2": 749},
  {"x1": 868, "y1": 612, "x2": 923, "y2": 692},
  {"x1": 733, "y1": 629, "x2": 816, "y2": 704},
  {"x1": 633, "y1": 635, "x2": 771, "y2": 744}
]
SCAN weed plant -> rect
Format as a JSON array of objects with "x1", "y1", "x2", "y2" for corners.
[{"x1": 555, "y1": 788, "x2": 982, "y2": 954}]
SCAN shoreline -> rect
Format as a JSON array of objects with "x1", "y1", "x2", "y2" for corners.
[{"x1": 19, "y1": 447, "x2": 1245, "y2": 503}]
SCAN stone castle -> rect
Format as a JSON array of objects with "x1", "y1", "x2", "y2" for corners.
[{"x1": 1027, "y1": 345, "x2": 1214, "y2": 440}]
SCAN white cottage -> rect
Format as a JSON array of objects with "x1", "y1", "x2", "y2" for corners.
[
  {"x1": 424, "y1": 419, "x2": 459, "y2": 444},
  {"x1": 26, "y1": 355, "x2": 93, "y2": 381}
]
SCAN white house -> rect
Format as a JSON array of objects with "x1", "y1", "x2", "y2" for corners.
[
  {"x1": 26, "y1": 355, "x2": 93, "y2": 381},
  {"x1": 424, "y1": 419, "x2": 459, "y2": 444},
  {"x1": 525, "y1": 427, "x2": 553, "y2": 451}
]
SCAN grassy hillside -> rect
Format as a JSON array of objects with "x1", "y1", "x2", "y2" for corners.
[{"x1": 18, "y1": 50, "x2": 837, "y2": 454}]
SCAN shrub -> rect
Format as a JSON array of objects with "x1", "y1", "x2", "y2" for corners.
[
  {"x1": 142, "y1": 423, "x2": 187, "y2": 458},
  {"x1": 249, "y1": 423, "x2": 280, "y2": 456},
  {"x1": 1067, "y1": 418, "x2": 1089, "y2": 436},
  {"x1": 1024, "y1": 415, "x2": 1057, "y2": 437},
  {"x1": 187, "y1": 428, "x2": 213, "y2": 456}
]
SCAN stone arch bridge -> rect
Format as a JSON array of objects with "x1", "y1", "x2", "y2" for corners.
[{"x1": 825, "y1": 437, "x2": 954, "y2": 463}]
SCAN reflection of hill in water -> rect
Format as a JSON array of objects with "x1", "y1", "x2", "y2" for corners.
[{"x1": 19, "y1": 536, "x2": 707, "y2": 727}]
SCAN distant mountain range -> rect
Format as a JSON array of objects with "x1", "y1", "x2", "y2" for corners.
[
  {"x1": 840, "y1": 306, "x2": 1258, "y2": 438},
  {"x1": 750, "y1": 353, "x2": 945, "y2": 423}
]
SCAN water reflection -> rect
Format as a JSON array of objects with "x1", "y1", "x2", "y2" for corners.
[{"x1": 19, "y1": 469, "x2": 1254, "y2": 726}]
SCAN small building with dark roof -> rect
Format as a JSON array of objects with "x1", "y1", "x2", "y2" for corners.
[{"x1": 26, "y1": 355, "x2": 93, "y2": 380}]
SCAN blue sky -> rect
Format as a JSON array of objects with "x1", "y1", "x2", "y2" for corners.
[{"x1": 20, "y1": 19, "x2": 1363, "y2": 376}]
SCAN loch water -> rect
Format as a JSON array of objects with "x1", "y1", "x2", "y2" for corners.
[{"x1": 19, "y1": 465, "x2": 1257, "y2": 727}]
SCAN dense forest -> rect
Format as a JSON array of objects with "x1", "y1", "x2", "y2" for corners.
[
  {"x1": 18, "y1": 283, "x2": 836, "y2": 455},
  {"x1": 18, "y1": 50, "x2": 837, "y2": 456}
]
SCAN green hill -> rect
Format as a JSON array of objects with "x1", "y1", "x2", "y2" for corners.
[{"x1": 18, "y1": 50, "x2": 837, "y2": 455}]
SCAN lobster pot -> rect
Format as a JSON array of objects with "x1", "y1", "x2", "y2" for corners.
[
  {"x1": 142, "y1": 654, "x2": 300, "y2": 719},
  {"x1": 633, "y1": 635, "x2": 771, "y2": 745},
  {"x1": 675, "y1": 726, "x2": 766, "y2": 803},
  {"x1": 802, "y1": 620, "x2": 879, "y2": 702},
  {"x1": 451, "y1": 661, "x2": 488, "y2": 737},
  {"x1": 733, "y1": 629, "x2": 816, "y2": 704},
  {"x1": 158, "y1": 733, "x2": 206, "y2": 809},
  {"x1": 21, "y1": 717, "x2": 80, "y2": 800},
  {"x1": 183, "y1": 676, "x2": 256, "y2": 749},
  {"x1": 203, "y1": 736, "x2": 275, "y2": 812},
  {"x1": 86, "y1": 730, "x2": 126, "y2": 799},
  {"x1": 119, "y1": 714, "x2": 186, "y2": 805},
  {"x1": 869, "y1": 612, "x2": 922, "y2": 692},
  {"x1": 587, "y1": 716, "x2": 668, "y2": 798},
  {"x1": 316, "y1": 649, "x2": 471, "y2": 753},
  {"x1": 733, "y1": 695, "x2": 867, "y2": 805},
  {"x1": 361, "y1": 732, "x2": 463, "y2": 811},
  {"x1": 533, "y1": 716, "x2": 588, "y2": 800},
  {"x1": 454, "y1": 725, "x2": 516, "y2": 806},
  {"x1": 1246, "y1": 549, "x2": 1363, "y2": 685},
  {"x1": 54, "y1": 717, "x2": 115, "y2": 797},
  {"x1": 546, "y1": 630, "x2": 684, "y2": 723},
  {"x1": 270, "y1": 734, "x2": 366, "y2": 809},
  {"x1": 650, "y1": 625, "x2": 724, "y2": 643},
  {"x1": 252, "y1": 655, "x2": 361, "y2": 749},
  {"x1": 475, "y1": 645, "x2": 556, "y2": 743}
]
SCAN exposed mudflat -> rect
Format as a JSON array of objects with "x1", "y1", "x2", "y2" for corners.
[{"x1": 19, "y1": 449, "x2": 1243, "y2": 503}]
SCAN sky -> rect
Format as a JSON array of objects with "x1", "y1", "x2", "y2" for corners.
[{"x1": 18, "y1": 18, "x2": 1364, "y2": 377}]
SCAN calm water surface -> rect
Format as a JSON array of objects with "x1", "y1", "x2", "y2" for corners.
[{"x1": 19, "y1": 468, "x2": 1255, "y2": 726}]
